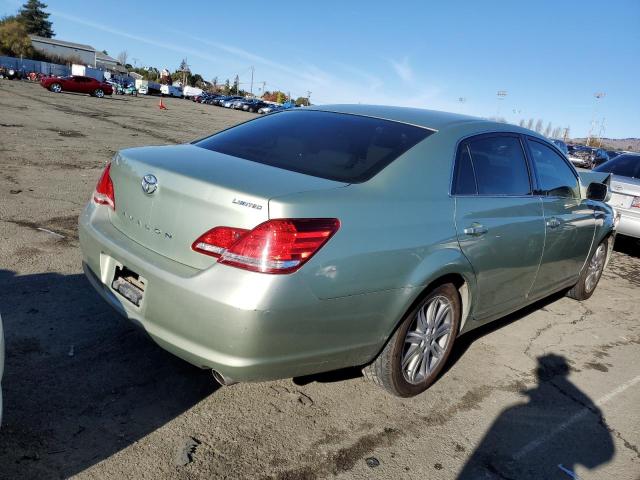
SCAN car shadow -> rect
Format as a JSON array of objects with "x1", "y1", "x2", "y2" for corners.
[
  {"x1": 614, "y1": 234, "x2": 639, "y2": 258},
  {"x1": 293, "y1": 290, "x2": 569, "y2": 387},
  {"x1": 443, "y1": 290, "x2": 568, "y2": 375},
  {"x1": 457, "y1": 354, "x2": 614, "y2": 479},
  {"x1": 0, "y1": 269, "x2": 218, "y2": 479}
]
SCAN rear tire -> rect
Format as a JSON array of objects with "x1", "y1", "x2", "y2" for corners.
[
  {"x1": 94, "y1": 89, "x2": 104, "y2": 98},
  {"x1": 49, "y1": 83, "x2": 62, "y2": 93},
  {"x1": 363, "y1": 283, "x2": 461, "y2": 397},
  {"x1": 567, "y1": 240, "x2": 608, "y2": 300}
]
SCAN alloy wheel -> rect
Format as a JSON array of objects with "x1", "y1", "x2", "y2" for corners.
[
  {"x1": 585, "y1": 243, "x2": 606, "y2": 293},
  {"x1": 401, "y1": 295, "x2": 453, "y2": 384}
]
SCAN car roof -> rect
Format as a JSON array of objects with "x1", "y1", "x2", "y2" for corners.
[{"x1": 306, "y1": 104, "x2": 482, "y2": 131}]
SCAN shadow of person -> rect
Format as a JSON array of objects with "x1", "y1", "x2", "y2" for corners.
[
  {"x1": 0, "y1": 269, "x2": 218, "y2": 479},
  {"x1": 458, "y1": 354, "x2": 614, "y2": 479}
]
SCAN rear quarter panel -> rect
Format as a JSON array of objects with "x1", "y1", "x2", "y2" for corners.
[{"x1": 269, "y1": 123, "x2": 480, "y2": 335}]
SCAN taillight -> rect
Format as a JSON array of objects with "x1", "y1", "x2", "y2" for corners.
[
  {"x1": 192, "y1": 219, "x2": 340, "y2": 274},
  {"x1": 93, "y1": 163, "x2": 115, "y2": 209},
  {"x1": 631, "y1": 197, "x2": 640, "y2": 209},
  {"x1": 192, "y1": 226, "x2": 249, "y2": 257}
]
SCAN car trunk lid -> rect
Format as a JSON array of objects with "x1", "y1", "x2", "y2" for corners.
[
  {"x1": 108, "y1": 144, "x2": 346, "y2": 269},
  {"x1": 609, "y1": 175, "x2": 640, "y2": 210}
]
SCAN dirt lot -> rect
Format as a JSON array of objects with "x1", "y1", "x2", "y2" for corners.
[{"x1": 0, "y1": 80, "x2": 639, "y2": 480}]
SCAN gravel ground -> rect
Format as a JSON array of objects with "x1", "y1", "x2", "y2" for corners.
[{"x1": 0, "y1": 80, "x2": 639, "y2": 480}]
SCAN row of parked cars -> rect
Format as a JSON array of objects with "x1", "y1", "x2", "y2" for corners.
[
  {"x1": 551, "y1": 139, "x2": 624, "y2": 169},
  {"x1": 192, "y1": 92, "x2": 294, "y2": 114}
]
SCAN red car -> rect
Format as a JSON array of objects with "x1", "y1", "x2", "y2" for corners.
[{"x1": 40, "y1": 75, "x2": 113, "y2": 98}]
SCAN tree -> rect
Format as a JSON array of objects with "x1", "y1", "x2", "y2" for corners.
[
  {"x1": 518, "y1": 119, "x2": 526, "y2": 128},
  {"x1": 534, "y1": 119, "x2": 543, "y2": 133},
  {"x1": 224, "y1": 78, "x2": 231, "y2": 94},
  {"x1": 101, "y1": 49, "x2": 108, "y2": 55},
  {"x1": 526, "y1": 118, "x2": 534, "y2": 130},
  {"x1": 18, "y1": 0, "x2": 53, "y2": 37},
  {"x1": 0, "y1": 18, "x2": 33, "y2": 57},
  {"x1": 543, "y1": 122, "x2": 552, "y2": 138},
  {"x1": 232, "y1": 75, "x2": 239, "y2": 94},
  {"x1": 295, "y1": 96, "x2": 310, "y2": 106},
  {"x1": 116, "y1": 50, "x2": 128, "y2": 66}
]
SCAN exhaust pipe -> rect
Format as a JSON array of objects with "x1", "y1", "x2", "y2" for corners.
[{"x1": 212, "y1": 370, "x2": 238, "y2": 386}]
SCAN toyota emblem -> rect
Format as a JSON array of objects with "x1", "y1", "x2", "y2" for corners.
[{"x1": 141, "y1": 174, "x2": 158, "y2": 195}]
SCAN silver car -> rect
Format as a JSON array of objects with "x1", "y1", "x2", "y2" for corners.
[{"x1": 595, "y1": 153, "x2": 640, "y2": 238}]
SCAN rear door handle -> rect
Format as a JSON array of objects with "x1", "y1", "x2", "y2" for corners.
[
  {"x1": 463, "y1": 224, "x2": 488, "y2": 236},
  {"x1": 546, "y1": 217, "x2": 561, "y2": 229}
]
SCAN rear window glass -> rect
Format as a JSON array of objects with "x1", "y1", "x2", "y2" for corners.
[
  {"x1": 195, "y1": 110, "x2": 432, "y2": 183},
  {"x1": 594, "y1": 155, "x2": 640, "y2": 178}
]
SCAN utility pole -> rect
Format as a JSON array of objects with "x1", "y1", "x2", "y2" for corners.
[
  {"x1": 250, "y1": 66, "x2": 254, "y2": 96},
  {"x1": 306, "y1": 90, "x2": 312, "y2": 105}
]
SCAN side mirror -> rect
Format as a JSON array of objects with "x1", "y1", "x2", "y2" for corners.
[{"x1": 587, "y1": 182, "x2": 608, "y2": 201}]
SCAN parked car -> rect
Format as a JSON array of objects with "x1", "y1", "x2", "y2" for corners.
[
  {"x1": 79, "y1": 106, "x2": 614, "y2": 397},
  {"x1": 242, "y1": 99, "x2": 269, "y2": 113},
  {"x1": 606, "y1": 150, "x2": 621, "y2": 160},
  {"x1": 258, "y1": 104, "x2": 283, "y2": 114},
  {"x1": 568, "y1": 146, "x2": 609, "y2": 169},
  {"x1": 595, "y1": 153, "x2": 640, "y2": 238},
  {"x1": 0, "y1": 313, "x2": 4, "y2": 426},
  {"x1": 41, "y1": 75, "x2": 113, "y2": 97}
]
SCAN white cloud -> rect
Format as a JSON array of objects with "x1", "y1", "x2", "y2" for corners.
[{"x1": 390, "y1": 56, "x2": 414, "y2": 83}]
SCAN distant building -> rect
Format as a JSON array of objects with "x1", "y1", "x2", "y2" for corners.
[
  {"x1": 96, "y1": 51, "x2": 128, "y2": 74},
  {"x1": 30, "y1": 35, "x2": 96, "y2": 66},
  {"x1": 29, "y1": 35, "x2": 127, "y2": 74}
]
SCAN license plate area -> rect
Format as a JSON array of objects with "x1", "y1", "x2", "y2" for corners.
[
  {"x1": 609, "y1": 193, "x2": 632, "y2": 209},
  {"x1": 111, "y1": 265, "x2": 146, "y2": 307}
]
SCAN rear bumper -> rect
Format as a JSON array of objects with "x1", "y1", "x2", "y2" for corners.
[
  {"x1": 617, "y1": 208, "x2": 640, "y2": 239},
  {"x1": 79, "y1": 203, "x2": 404, "y2": 382}
]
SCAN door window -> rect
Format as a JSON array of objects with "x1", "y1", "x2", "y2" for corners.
[
  {"x1": 528, "y1": 139, "x2": 580, "y2": 198},
  {"x1": 453, "y1": 135, "x2": 531, "y2": 195}
]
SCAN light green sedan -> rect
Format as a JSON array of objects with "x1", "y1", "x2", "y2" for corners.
[{"x1": 79, "y1": 105, "x2": 615, "y2": 397}]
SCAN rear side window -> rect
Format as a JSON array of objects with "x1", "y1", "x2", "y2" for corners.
[
  {"x1": 527, "y1": 139, "x2": 580, "y2": 198},
  {"x1": 595, "y1": 155, "x2": 640, "y2": 178},
  {"x1": 453, "y1": 135, "x2": 531, "y2": 195},
  {"x1": 195, "y1": 110, "x2": 432, "y2": 183}
]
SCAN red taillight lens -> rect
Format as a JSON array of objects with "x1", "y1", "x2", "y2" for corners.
[
  {"x1": 93, "y1": 163, "x2": 115, "y2": 209},
  {"x1": 192, "y1": 226, "x2": 249, "y2": 258},
  {"x1": 631, "y1": 197, "x2": 640, "y2": 209},
  {"x1": 192, "y1": 219, "x2": 340, "y2": 274},
  {"x1": 219, "y1": 218, "x2": 340, "y2": 274}
]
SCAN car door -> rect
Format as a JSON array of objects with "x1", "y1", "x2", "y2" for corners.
[
  {"x1": 453, "y1": 133, "x2": 545, "y2": 321},
  {"x1": 526, "y1": 138, "x2": 596, "y2": 294},
  {"x1": 67, "y1": 76, "x2": 84, "y2": 93}
]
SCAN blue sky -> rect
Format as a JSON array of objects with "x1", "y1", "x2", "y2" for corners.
[{"x1": 2, "y1": 0, "x2": 639, "y2": 137}]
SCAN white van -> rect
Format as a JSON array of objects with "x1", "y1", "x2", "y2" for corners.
[{"x1": 160, "y1": 84, "x2": 183, "y2": 98}]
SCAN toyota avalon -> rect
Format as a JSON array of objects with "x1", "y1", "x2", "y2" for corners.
[{"x1": 79, "y1": 105, "x2": 615, "y2": 397}]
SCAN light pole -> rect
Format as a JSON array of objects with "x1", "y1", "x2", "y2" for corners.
[
  {"x1": 588, "y1": 92, "x2": 605, "y2": 146},
  {"x1": 496, "y1": 90, "x2": 507, "y2": 119}
]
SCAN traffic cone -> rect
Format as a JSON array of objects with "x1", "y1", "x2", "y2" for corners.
[{"x1": 158, "y1": 98, "x2": 167, "y2": 110}]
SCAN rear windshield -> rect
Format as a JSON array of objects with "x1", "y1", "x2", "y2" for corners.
[
  {"x1": 195, "y1": 110, "x2": 432, "y2": 183},
  {"x1": 594, "y1": 155, "x2": 640, "y2": 178}
]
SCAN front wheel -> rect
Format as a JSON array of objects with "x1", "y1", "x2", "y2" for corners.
[
  {"x1": 363, "y1": 283, "x2": 461, "y2": 397},
  {"x1": 49, "y1": 83, "x2": 62, "y2": 93},
  {"x1": 94, "y1": 89, "x2": 104, "y2": 98},
  {"x1": 567, "y1": 240, "x2": 608, "y2": 300}
]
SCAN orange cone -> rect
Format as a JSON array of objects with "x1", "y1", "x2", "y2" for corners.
[{"x1": 158, "y1": 98, "x2": 168, "y2": 110}]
